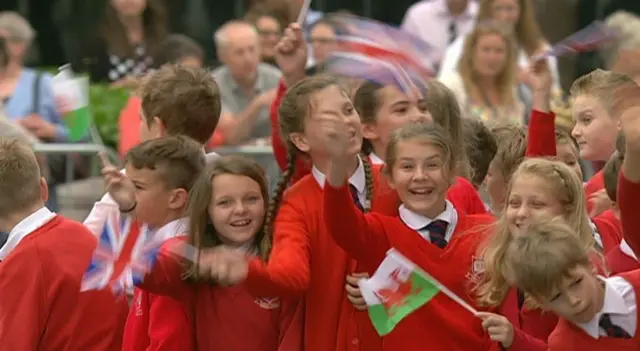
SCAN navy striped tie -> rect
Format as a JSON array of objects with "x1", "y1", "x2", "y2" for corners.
[
  {"x1": 349, "y1": 185, "x2": 364, "y2": 212},
  {"x1": 424, "y1": 220, "x2": 448, "y2": 249},
  {"x1": 599, "y1": 313, "x2": 631, "y2": 339}
]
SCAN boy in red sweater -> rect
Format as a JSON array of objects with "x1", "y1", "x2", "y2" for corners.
[
  {"x1": 0, "y1": 138, "x2": 126, "y2": 350},
  {"x1": 504, "y1": 219, "x2": 640, "y2": 350},
  {"x1": 104, "y1": 136, "x2": 205, "y2": 351}
]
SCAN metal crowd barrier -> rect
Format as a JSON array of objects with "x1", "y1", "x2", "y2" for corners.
[{"x1": 33, "y1": 143, "x2": 122, "y2": 183}]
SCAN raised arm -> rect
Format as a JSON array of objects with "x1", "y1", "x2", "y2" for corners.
[
  {"x1": 615, "y1": 80, "x2": 640, "y2": 255},
  {"x1": 136, "y1": 238, "x2": 192, "y2": 301},
  {"x1": 525, "y1": 58, "x2": 556, "y2": 158},
  {"x1": 244, "y1": 199, "x2": 312, "y2": 298}
]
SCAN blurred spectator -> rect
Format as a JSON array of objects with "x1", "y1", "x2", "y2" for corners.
[
  {"x1": 0, "y1": 12, "x2": 70, "y2": 211},
  {"x1": 68, "y1": 0, "x2": 168, "y2": 85},
  {"x1": 118, "y1": 34, "x2": 225, "y2": 157},
  {"x1": 245, "y1": 5, "x2": 282, "y2": 66},
  {"x1": 212, "y1": 20, "x2": 281, "y2": 145},
  {"x1": 401, "y1": 0, "x2": 478, "y2": 70},
  {"x1": 440, "y1": 21, "x2": 527, "y2": 125},
  {"x1": 603, "y1": 11, "x2": 640, "y2": 76},
  {"x1": 439, "y1": 0, "x2": 560, "y2": 90},
  {"x1": 309, "y1": 19, "x2": 338, "y2": 66}
]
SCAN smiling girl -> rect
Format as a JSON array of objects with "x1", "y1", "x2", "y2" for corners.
[
  {"x1": 136, "y1": 155, "x2": 303, "y2": 351},
  {"x1": 322, "y1": 121, "x2": 496, "y2": 350}
]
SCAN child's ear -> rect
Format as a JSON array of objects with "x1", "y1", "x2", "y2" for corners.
[
  {"x1": 39, "y1": 177, "x2": 49, "y2": 203},
  {"x1": 152, "y1": 116, "x2": 167, "y2": 138},
  {"x1": 169, "y1": 188, "x2": 189, "y2": 210},
  {"x1": 289, "y1": 132, "x2": 309, "y2": 153},
  {"x1": 362, "y1": 123, "x2": 380, "y2": 141}
]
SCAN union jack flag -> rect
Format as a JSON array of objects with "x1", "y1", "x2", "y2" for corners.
[
  {"x1": 323, "y1": 52, "x2": 426, "y2": 99},
  {"x1": 535, "y1": 21, "x2": 617, "y2": 61},
  {"x1": 81, "y1": 212, "x2": 160, "y2": 295},
  {"x1": 329, "y1": 13, "x2": 435, "y2": 72},
  {"x1": 334, "y1": 35, "x2": 434, "y2": 78}
]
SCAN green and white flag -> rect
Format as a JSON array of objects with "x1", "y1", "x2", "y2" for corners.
[
  {"x1": 358, "y1": 249, "x2": 477, "y2": 336},
  {"x1": 51, "y1": 65, "x2": 91, "y2": 141}
]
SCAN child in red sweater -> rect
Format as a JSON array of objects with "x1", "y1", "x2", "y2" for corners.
[
  {"x1": 0, "y1": 138, "x2": 127, "y2": 350},
  {"x1": 203, "y1": 75, "x2": 402, "y2": 351},
  {"x1": 476, "y1": 158, "x2": 605, "y2": 350},
  {"x1": 139, "y1": 155, "x2": 303, "y2": 350},
  {"x1": 104, "y1": 136, "x2": 205, "y2": 351},
  {"x1": 504, "y1": 219, "x2": 640, "y2": 351},
  {"x1": 570, "y1": 69, "x2": 635, "y2": 206},
  {"x1": 321, "y1": 121, "x2": 497, "y2": 351}
]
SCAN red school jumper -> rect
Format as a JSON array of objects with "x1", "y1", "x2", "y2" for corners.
[
  {"x1": 547, "y1": 270, "x2": 640, "y2": 351},
  {"x1": 122, "y1": 287, "x2": 193, "y2": 351},
  {"x1": 139, "y1": 237, "x2": 303, "y2": 351},
  {"x1": 244, "y1": 165, "x2": 400, "y2": 351},
  {"x1": 618, "y1": 172, "x2": 640, "y2": 257},
  {"x1": 322, "y1": 182, "x2": 499, "y2": 351},
  {"x1": 0, "y1": 212, "x2": 128, "y2": 350}
]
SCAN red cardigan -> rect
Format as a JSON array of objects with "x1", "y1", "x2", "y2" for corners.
[
  {"x1": 547, "y1": 270, "x2": 640, "y2": 351},
  {"x1": 322, "y1": 181, "x2": 499, "y2": 351},
  {"x1": 0, "y1": 215, "x2": 128, "y2": 350},
  {"x1": 138, "y1": 238, "x2": 303, "y2": 351},
  {"x1": 613, "y1": 171, "x2": 640, "y2": 270},
  {"x1": 245, "y1": 165, "x2": 399, "y2": 351},
  {"x1": 122, "y1": 287, "x2": 194, "y2": 351}
]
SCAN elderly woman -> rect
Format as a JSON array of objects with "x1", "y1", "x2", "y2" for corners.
[{"x1": 0, "y1": 12, "x2": 69, "y2": 211}]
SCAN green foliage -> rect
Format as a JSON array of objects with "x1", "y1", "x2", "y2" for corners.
[{"x1": 89, "y1": 85, "x2": 130, "y2": 149}]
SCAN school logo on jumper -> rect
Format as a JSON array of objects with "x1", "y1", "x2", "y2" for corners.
[
  {"x1": 254, "y1": 296, "x2": 280, "y2": 309},
  {"x1": 465, "y1": 256, "x2": 485, "y2": 284}
]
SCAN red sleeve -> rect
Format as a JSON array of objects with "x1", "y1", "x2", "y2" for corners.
[
  {"x1": 276, "y1": 297, "x2": 304, "y2": 351},
  {"x1": 446, "y1": 177, "x2": 487, "y2": 215},
  {"x1": 618, "y1": 171, "x2": 640, "y2": 256},
  {"x1": 137, "y1": 238, "x2": 190, "y2": 301},
  {"x1": 118, "y1": 96, "x2": 142, "y2": 158},
  {"x1": 270, "y1": 80, "x2": 311, "y2": 184},
  {"x1": 0, "y1": 245, "x2": 47, "y2": 350},
  {"x1": 323, "y1": 182, "x2": 391, "y2": 271},
  {"x1": 508, "y1": 328, "x2": 547, "y2": 351},
  {"x1": 147, "y1": 294, "x2": 194, "y2": 351},
  {"x1": 526, "y1": 109, "x2": 556, "y2": 157},
  {"x1": 245, "y1": 199, "x2": 311, "y2": 298}
]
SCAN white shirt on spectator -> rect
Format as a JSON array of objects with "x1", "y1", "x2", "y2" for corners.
[
  {"x1": 437, "y1": 33, "x2": 561, "y2": 89},
  {"x1": 401, "y1": 0, "x2": 478, "y2": 68}
]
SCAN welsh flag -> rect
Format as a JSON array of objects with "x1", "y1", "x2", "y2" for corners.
[
  {"x1": 51, "y1": 65, "x2": 91, "y2": 141},
  {"x1": 358, "y1": 249, "x2": 477, "y2": 336}
]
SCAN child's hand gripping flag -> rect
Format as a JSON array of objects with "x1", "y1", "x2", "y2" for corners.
[
  {"x1": 81, "y1": 211, "x2": 160, "y2": 295},
  {"x1": 358, "y1": 249, "x2": 478, "y2": 336},
  {"x1": 51, "y1": 64, "x2": 91, "y2": 141},
  {"x1": 533, "y1": 21, "x2": 617, "y2": 62}
]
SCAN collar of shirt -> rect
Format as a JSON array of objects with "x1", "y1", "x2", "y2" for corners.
[
  {"x1": 151, "y1": 217, "x2": 190, "y2": 242},
  {"x1": 368, "y1": 153, "x2": 384, "y2": 165},
  {"x1": 312, "y1": 156, "x2": 366, "y2": 196},
  {"x1": 398, "y1": 200, "x2": 458, "y2": 242},
  {"x1": 578, "y1": 276, "x2": 633, "y2": 338},
  {"x1": 620, "y1": 240, "x2": 638, "y2": 260},
  {"x1": 0, "y1": 207, "x2": 56, "y2": 260},
  {"x1": 434, "y1": 0, "x2": 477, "y2": 19},
  {"x1": 589, "y1": 219, "x2": 604, "y2": 250}
]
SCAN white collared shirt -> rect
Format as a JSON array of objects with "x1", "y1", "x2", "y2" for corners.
[
  {"x1": 577, "y1": 276, "x2": 637, "y2": 338},
  {"x1": 398, "y1": 200, "x2": 458, "y2": 243},
  {"x1": 368, "y1": 153, "x2": 384, "y2": 165},
  {"x1": 152, "y1": 218, "x2": 189, "y2": 242},
  {"x1": 312, "y1": 157, "x2": 367, "y2": 209},
  {"x1": 0, "y1": 207, "x2": 56, "y2": 260},
  {"x1": 590, "y1": 219, "x2": 604, "y2": 250},
  {"x1": 401, "y1": 0, "x2": 478, "y2": 66},
  {"x1": 620, "y1": 240, "x2": 638, "y2": 260}
]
